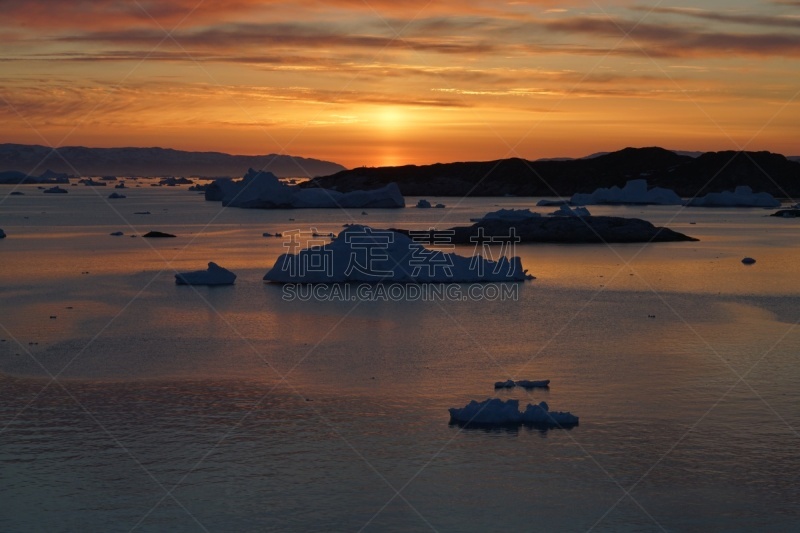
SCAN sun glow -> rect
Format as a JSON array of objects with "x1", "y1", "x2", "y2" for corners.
[{"x1": 375, "y1": 107, "x2": 406, "y2": 132}]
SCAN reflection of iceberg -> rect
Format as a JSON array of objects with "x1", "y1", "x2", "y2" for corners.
[
  {"x1": 206, "y1": 168, "x2": 405, "y2": 209},
  {"x1": 448, "y1": 398, "x2": 578, "y2": 427},
  {"x1": 175, "y1": 262, "x2": 237, "y2": 285},
  {"x1": 263, "y1": 225, "x2": 534, "y2": 283},
  {"x1": 686, "y1": 186, "x2": 780, "y2": 207},
  {"x1": 571, "y1": 179, "x2": 682, "y2": 205}
]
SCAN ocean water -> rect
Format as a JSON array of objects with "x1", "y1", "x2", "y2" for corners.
[{"x1": 1, "y1": 183, "x2": 799, "y2": 532}]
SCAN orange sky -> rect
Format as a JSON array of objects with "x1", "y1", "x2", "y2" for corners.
[{"x1": 1, "y1": 0, "x2": 799, "y2": 168}]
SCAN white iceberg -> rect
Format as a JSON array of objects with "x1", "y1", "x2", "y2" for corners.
[
  {"x1": 175, "y1": 262, "x2": 237, "y2": 285},
  {"x1": 208, "y1": 169, "x2": 405, "y2": 209},
  {"x1": 571, "y1": 179, "x2": 682, "y2": 206},
  {"x1": 448, "y1": 398, "x2": 578, "y2": 427},
  {"x1": 470, "y1": 208, "x2": 541, "y2": 223},
  {"x1": 263, "y1": 225, "x2": 533, "y2": 283},
  {"x1": 686, "y1": 186, "x2": 780, "y2": 208}
]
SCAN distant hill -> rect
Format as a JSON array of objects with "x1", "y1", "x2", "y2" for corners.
[
  {"x1": 304, "y1": 147, "x2": 800, "y2": 198},
  {"x1": 0, "y1": 144, "x2": 346, "y2": 178}
]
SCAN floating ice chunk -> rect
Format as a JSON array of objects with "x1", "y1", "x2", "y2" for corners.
[
  {"x1": 448, "y1": 398, "x2": 523, "y2": 425},
  {"x1": 742, "y1": 257, "x2": 756, "y2": 265},
  {"x1": 108, "y1": 192, "x2": 126, "y2": 199},
  {"x1": 449, "y1": 398, "x2": 578, "y2": 427},
  {"x1": 536, "y1": 199, "x2": 570, "y2": 207},
  {"x1": 416, "y1": 199, "x2": 432, "y2": 208},
  {"x1": 175, "y1": 262, "x2": 237, "y2": 285},
  {"x1": 43, "y1": 186, "x2": 68, "y2": 194},
  {"x1": 0, "y1": 228, "x2": 5, "y2": 239},
  {"x1": 435, "y1": 203, "x2": 445, "y2": 208},
  {"x1": 206, "y1": 169, "x2": 405, "y2": 209},
  {"x1": 549, "y1": 205, "x2": 590, "y2": 217},
  {"x1": 263, "y1": 225, "x2": 534, "y2": 283},
  {"x1": 571, "y1": 179, "x2": 682, "y2": 206},
  {"x1": 494, "y1": 380, "x2": 515, "y2": 389},
  {"x1": 110, "y1": 231, "x2": 124, "y2": 236},
  {"x1": 515, "y1": 379, "x2": 550, "y2": 388},
  {"x1": 521, "y1": 401, "x2": 579, "y2": 426},
  {"x1": 687, "y1": 186, "x2": 780, "y2": 208}
]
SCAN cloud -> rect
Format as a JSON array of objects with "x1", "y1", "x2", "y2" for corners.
[
  {"x1": 537, "y1": 15, "x2": 800, "y2": 58},
  {"x1": 55, "y1": 22, "x2": 499, "y2": 56},
  {"x1": 631, "y1": 6, "x2": 800, "y2": 29}
]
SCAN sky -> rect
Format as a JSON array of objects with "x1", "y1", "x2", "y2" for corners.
[{"x1": 1, "y1": 0, "x2": 799, "y2": 168}]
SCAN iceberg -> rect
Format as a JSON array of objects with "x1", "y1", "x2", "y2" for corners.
[
  {"x1": 108, "y1": 192, "x2": 126, "y2": 199},
  {"x1": 416, "y1": 199, "x2": 432, "y2": 208},
  {"x1": 263, "y1": 225, "x2": 534, "y2": 283},
  {"x1": 494, "y1": 380, "x2": 515, "y2": 389},
  {"x1": 571, "y1": 179, "x2": 682, "y2": 205},
  {"x1": 741, "y1": 257, "x2": 756, "y2": 265},
  {"x1": 0, "y1": 228, "x2": 6, "y2": 239},
  {"x1": 206, "y1": 168, "x2": 405, "y2": 209},
  {"x1": 448, "y1": 398, "x2": 578, "y2": 427},
  {"x1": 515, "y1": 379, "x2": 550, "y2": 389},
  {"x1": 175, "y1": 262, "x2": 237, "y2": 285},
  {"x1": 686, "y1": 186, "x2": 780, "y2": 207}
]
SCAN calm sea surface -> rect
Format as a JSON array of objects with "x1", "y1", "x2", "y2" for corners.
[{"x1": 1, "y1": 184, "x2": 799, "y2": 531}]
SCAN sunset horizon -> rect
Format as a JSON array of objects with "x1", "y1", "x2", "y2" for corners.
[{"x1": 2, "y1": 1, "x2": 798, "y2": 168}]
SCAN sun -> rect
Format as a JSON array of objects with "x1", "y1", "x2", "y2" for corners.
[{"x1": 376, "y1": 107, "x2": 406, "y2": 131}]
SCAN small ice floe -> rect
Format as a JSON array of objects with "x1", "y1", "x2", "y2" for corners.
[
  {"x1": 142, "y1": 231, "x2": 176, "y2": 238},
  {"x1": 0, "y1": 228, "x2": 6, "y2": 239},
  {"x1": 109, "y1": 231, "x2": 124, "y2": 236},
  {"x1": 263, "y1": 232, "x2": 273, "y2": 237},
  {"x1": 108, "y1": 192, "x2": 126, "y2": 199},
  {"x1": 434, "y1": 203, "x2": 445, "y2": 208},
  {"x1": 448, "y1": 398, "x2": 578, "y2": 427},
  {"x1": 134, "y1": 211, "x2": 150, "y2": 215},
  {"x1": 43, "y1": 186, "x2": 68, "y2": 194},
  {"x1": 175, "y1": 262, "x2": 237, "y2": 286},
  {"x1": 494, "y1": 379, "x2": 550, "y2": 389},
  {"x1": 515, "y1": 379, "x2": 550, "y2": 389},
  {"x1": 742, "y1": 257, "x2": 756, "y2": 265},
  {"x1": 416, "y1": 199, "x2": 432, "y2": 208}
]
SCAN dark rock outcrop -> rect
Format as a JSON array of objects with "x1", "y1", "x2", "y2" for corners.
[{"x1": 396, "y1": 216, "x2": 697, "y2": 244}]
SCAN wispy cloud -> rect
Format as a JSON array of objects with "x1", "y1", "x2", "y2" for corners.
[{"x1": 632, "y1": 6, "x2": 800, "y2": 29}]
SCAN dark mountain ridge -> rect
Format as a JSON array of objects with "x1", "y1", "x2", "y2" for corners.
[
  {"x1": 304, "y1": 147, "x2": 800, "y2": 198},
  {"x1": 0, "y1": 144, "x2": 346, "y2": 178}
]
